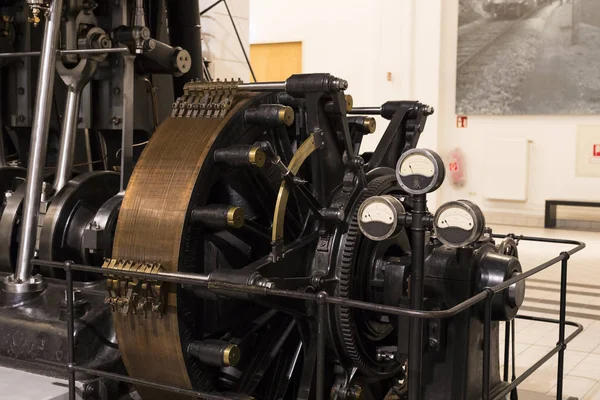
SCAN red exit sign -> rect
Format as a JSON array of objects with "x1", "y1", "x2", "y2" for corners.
[{"x1": 457, "y1": 116, "x2": 468, "y2": 128}]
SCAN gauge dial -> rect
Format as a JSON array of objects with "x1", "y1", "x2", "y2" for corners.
[
  {"x1": 395, "y1": 149, "x2": 445, "y2": 195},
  {"x1": 358, "y1": 195, "x2": 405, "y2": 241},
  {"x1": 434, "y1": 200, "x2": 485, "y2": 248}
]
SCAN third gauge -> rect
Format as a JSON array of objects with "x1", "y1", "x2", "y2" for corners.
[{"x1": 434, "y1": 200, "x2": 485, "y2": 248}]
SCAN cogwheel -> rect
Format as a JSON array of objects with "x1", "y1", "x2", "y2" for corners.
[{"x1": 335, "y1": 175, "x2": 404, "y2": 378}]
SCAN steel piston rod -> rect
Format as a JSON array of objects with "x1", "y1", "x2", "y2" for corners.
[
  {"x1": 237, "y1": 81, "x2": 287, "y2": 91},
  {"x1": 0, "y1": 47, "x2": 129, "y2": 59},
  {"x1": 9, "y1": 0, "x2": 64, "y2": 289},
  {"x1": 347, "y1": 107, "x2": 381, "y2": 115}
]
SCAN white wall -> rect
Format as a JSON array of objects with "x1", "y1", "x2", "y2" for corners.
[
  {"x1": 200, "y1": 0, "x2": 251, "y2": 80},
  {"x1": 437, "y1": 0, "x2": 600, "y2": 225},
  {"x1": 249, "y1": 0, "x2": 444, "y2": 205}
]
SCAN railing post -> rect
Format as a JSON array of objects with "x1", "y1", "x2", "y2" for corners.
[
  {"x1": 316, "y1": 291, "x2": 327, "y2": 400},
  {"x1": 64, "y1": 261, "x2": 76, "y2": 400},
  {"x1": 483, "y1": 288, "x2": 494, "y2": 400},
  {"x1": 504, "y1": 320, "x2": 511, "y2": 382},
  {"x1": 556, "y1": 252, "x2": 570, "y2": 400}
]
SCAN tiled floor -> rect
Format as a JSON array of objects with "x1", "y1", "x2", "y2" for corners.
[{"x1": 492, "y1": 224, "x2": 600, "y2": 399}]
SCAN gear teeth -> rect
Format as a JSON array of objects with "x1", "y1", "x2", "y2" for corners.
[{"x1": 335, "y1": 175, "x2": 403, "y2": 378}]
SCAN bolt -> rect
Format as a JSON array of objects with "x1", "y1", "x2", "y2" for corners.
[
  {"x1": 113, "y1": 87, "x2": 121, "y2": 96},
  {"x1": 17, "y1": 87, "x2": 24, "y2": 95},
  {"x1": 111, "y1": 116, "x2": 122, "y2": 125},
  {"x1": 428, "y1": 338, "x2": 438, "y2": 351},
  {"x1": 64, "y1": 289, "x2": 83, "y2": 303}
]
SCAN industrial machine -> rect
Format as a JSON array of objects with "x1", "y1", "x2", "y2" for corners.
[{"x1": 0, "y1": 1, "x2": 582, "y2": 400}]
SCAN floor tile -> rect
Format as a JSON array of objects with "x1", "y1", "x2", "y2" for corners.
[
  {"x1": 583, "y1": 382, "x2": 600, "y2": 399},
  {"x1": 547, "y1": 375, "x2": 596, "y2": 398},
  {"x1": 569, "y1": 353, "x2": 600, "y2": 381}
]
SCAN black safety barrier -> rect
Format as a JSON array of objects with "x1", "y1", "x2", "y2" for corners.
[{"x1": 32, "y1": 234, "x2": 585, "y2": 400}]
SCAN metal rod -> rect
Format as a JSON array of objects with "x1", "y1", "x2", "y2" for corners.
[
  {"x1": 120, "y1": 55, "x2": 135, "y2": 191},
  {"x1": 200, "y1": 0, "x2": 224, "y2": 16},
  {"x1": 503, "y1": 320, "x2": 510, "y2": 382},
  {"x1": 347, "y1": 107, "x2": 381, "y2": 115},
  {"x1": 556, "y1": 254, "x2": 569, "y2": 400},
  {"x1": 12, "y1": 0, "x2": 64, "y2": 285},
  {"x1": 30, "y1": 235, "x2": 586, "y2": 320},
  {"x1": 0, "y1": 47, "x2": 129, "y2": 59},
  {"x1": 408, "y1": 193, "x2": 426, "y2": 400},
  {"x1": 65, "y1": 262, "x2": 76, "y2": 400},
  {"x1": 53, "y1": 62, "x2": 97, "y2": 192},
  {"x1": 316, "y1": 293, "x2": 326, "y2": 400},
  {"x1": 483, "y1": 290, "x2": 493, "y2": 400},
  {"x1": 237, "y1": 82, "x2": 286, "y2": 92},
  {"x1": 223, "y1": 0, "x2": 256, "y2": 82},
  {"x1": 69, "y1": 364, "x2": 247, "y2": 400}
]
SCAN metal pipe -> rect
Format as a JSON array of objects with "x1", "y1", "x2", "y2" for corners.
[
  {"x1": 65, "y1": 262, "x2": 76, "y2": 400},
  {"x1": 120, "y1": 55, "x2": 135, "y2": 191},
  {"x1": 53, "y1": 89, "x2": 81, "y2": 192},
  {"x1": 347, "y1": 107, "x2": 381, "y2": 115},
  {"x1": 30, "y1": 235, "x2": 585, "y2": 320},
  {"x1": 53, "y1": 59, "x2": 98, "y2": 192},
  {"x1": 503, "y1": 320, "x2": 511, "y2": 382},
  {"x1": 482, "y1": 291, "x2": 493, "y2": 400},
  {"x1": 166, "y1": 0, "x2": 203, "y2": 96},
  {"x1": 556, "y1": 254, "x2": 569, "y2": 400},
  {"x1": 408, "y1": 194, "x2": 426, "y2": 400},
  {"x1": 11, "y1": 0, "x2": 63, "y2": 287},
  {"x1": 0, "y1": 47, "x2": 129, "y2": 59},
  {"x1": 237, "y1": 82, "x2": 286, "y2": 92},
  {"x1": 316, "y1": 292, "x2": 326, "y2": 400}
]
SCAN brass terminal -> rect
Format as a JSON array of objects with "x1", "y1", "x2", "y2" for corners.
[
  {"x1": 363, "y1": 117, "x2": 376, "y2": 133},
  {"x1": 248, "y1": 147, "x2": 266, "y2": 168},
  {"x1": 345, "y1": 94, "x2": 354, "y2": 112},
  {"x1": 278, "y1": 106, "x2": 295, "y2": 126},
  {"x1": 226, "y1": 206, "x2": 245, "y2": 229},
  {"x1": 223, "y1": 344, "x2": 241, "y2": 367}
]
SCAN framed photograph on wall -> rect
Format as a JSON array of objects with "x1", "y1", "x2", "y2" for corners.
[{"x1": 456, "y1": 0, "x2": 600, "y2": 115}]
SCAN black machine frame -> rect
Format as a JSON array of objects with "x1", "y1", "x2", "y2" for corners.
[{"x1": 34, "y1": 233, "x2": 584, "y2": 400}]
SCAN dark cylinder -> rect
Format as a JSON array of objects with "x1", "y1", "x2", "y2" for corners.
[
  {"x1": 166, "y1": 0, "x2": 203, "y2": 96},
  {"x1": 214, "y1": 145, "x2": 266, "y2": 168},
  {"x1": 187, "y1": 339, "x2": 241, "y2": 368},
  {"x1": 191, "y1": 205, "x2": 245, "y2": 230},
  {"x1": 137, "y1": 39, "x2": 191, "y2": 77},
  {"x1": 285, "y1": 73, "x2": 348, "y2": 97},
  {"x1": 348, "y1": 116, "x2": 377, "y2": 134},
  {"x1": 324, "y1": 94, "x2": 353, "y2": 113},
  {"x1": 407, "y1": 194, "x2": 427, "y2": 400},
  {"x1": 277, "y1": 93, "x2": 305, "y2": 108},
  {"x1": 244, "y1": 104, "x2": 295, "y2": 127}
]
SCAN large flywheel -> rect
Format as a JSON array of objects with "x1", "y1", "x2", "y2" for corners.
[{"x1": 110, "y1": 91, "x2": 315, "y2": 399}]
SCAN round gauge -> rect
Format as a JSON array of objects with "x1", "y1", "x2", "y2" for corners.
[
  {"x1": 434, "y1": 200, "x2": 485, "y2": 248},
  {"x1": 358, "y1": 195, "x2": 405, "y2": 241},
  {"x1": 395, "y1": 149, "x2": 445, "y2": 195}
]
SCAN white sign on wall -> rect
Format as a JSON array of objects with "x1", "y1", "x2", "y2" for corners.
[{"x1": 576, "y1": 126, "x2": 600, "y2": 177}]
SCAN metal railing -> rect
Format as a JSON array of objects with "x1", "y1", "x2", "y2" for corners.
[{"x1": 33, "y1": 234, "x2": 585, "y2": 400}]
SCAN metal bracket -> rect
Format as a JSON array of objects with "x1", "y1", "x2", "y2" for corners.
[{"x1": 102, "y1": 258, "x2": 166, "y2": 318}]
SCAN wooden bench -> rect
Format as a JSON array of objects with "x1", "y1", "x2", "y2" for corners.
[{"x1": 545, "y1": 200, "x2": 600, "y2": 228}]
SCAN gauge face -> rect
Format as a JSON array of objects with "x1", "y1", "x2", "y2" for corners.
[
  {"x1": 434, "y1": 200, "x2": 485, "y2": 248},
  {"x1": 398, "y1": 154, "x2": 435, "y2": 178},
  {"x1": 358, "y1": 195, "x2": 405, "y2": 241},
  {"x1": 396, "y1": 149, "x2": 445, "y2": 195}
]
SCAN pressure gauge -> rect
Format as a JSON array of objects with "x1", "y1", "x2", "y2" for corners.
[
  {"x1": 395, "y1": 149, "x2": 445, "y2": 195},
  {"x1": 358, "y1": 195, "x2": 405, "y2": 241},
  {"x1": 434, "y1": 200, "x2": 485, "y2": 248}
]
